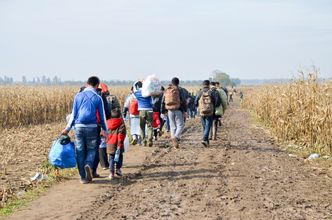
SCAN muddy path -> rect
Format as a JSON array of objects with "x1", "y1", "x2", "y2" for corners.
[{"x1": 7, "y1": 104, "x2": 332, "y2": 220}]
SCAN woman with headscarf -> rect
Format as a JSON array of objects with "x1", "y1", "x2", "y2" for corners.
[{"x1": 123, "y1": 82, "x2": 142, "y2": 145}]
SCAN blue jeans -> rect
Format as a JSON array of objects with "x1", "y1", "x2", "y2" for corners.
[
  {"x1": 74, "y1": 127, "x2": 98, "y2": 179},
  {"x1": 188, "y1": 107, "x2": 196, "y2": 118},
  {"x1": 201, "y1": 116, "x2": 213, "y2": 142},
  {"x1": 109, "y1": 153, "x2": 123, "y2": 173},
  {"x1": 165, "y1": 116, "x2": 170, "y2": 132}
]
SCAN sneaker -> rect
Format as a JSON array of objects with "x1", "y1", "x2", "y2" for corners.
[
  {"x1": 84, "y1": 165, "x2": 93, "y2": 182},
  {"x1": 143, "y1": 140, "x2": 147, "y2": 147},
  {"x1": 172, "y1": 138, "x2": 179, "y2": 148},
  {"x1": 148, "y1": 140, "x2": 153, "y2": 147},
  {"x1": 108, "y1": 173, "x2": 115, "y2": 179},
  {"x1": 80, "y1": 179, "x2": 89, "y2": 184},
  {"x1": 116, "y1": 169, "x2": 122, "y2": 176},
  {"x1": 131, "y1": 139, "x2": 137, "y2": 145},
  {"x1": 201, "y1": 141, "x2": 209, "y2": 147},
  {"x1": 158, "y1": 130, "x2": 163, "y2": 137}
]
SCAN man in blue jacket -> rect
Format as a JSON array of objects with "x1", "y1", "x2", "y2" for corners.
[
  {"x1": 133, "y1": 81, "x2": 154, "y2": 147},
  {"x1": 62, "y1": 76, "x2": 108, "y2": 184}
]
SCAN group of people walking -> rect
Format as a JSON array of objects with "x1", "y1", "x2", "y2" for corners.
[{"x1": 62, "y1": 76, "x2": 229, "y2": 184}]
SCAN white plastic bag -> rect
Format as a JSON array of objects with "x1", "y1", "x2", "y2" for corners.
[
  {"x1": 142, "y1": 74, "x2": 162, "y2": 97},
  {"x1": 124, "y1": 135, "x2": 129, "y2": 152}
]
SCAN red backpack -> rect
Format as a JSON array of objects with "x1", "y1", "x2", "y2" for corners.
[{"x1": 129, "y1": 99, "x2": 139, "y2": 115}]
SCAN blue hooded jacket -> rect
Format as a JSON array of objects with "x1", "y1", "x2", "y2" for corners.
[{"x1": 66, "y1": 87, "x2": 108, "y2": 132}]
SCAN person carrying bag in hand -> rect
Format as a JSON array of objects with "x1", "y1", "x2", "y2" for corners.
[{"x1": 62, "y1": 76, "x2": 108, "y2": 184}]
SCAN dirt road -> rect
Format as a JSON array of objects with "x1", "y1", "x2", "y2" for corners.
[{"x1": 7, "y1": 104, "x2": 332, "y2": 220}]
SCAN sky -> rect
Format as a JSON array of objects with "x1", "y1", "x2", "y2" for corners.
[{"x1": 0, "y1": 0, "x2": 332, "y2": 81}]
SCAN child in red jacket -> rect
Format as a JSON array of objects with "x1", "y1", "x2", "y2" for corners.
[{"x1": 107, "y1": 110, "x2": 126, "y2": 179}]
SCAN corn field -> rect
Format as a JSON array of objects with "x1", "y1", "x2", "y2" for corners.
[
  {"x1": 242, "y1": 74, "x2": 332, "y2": 154},
  {"x1": 0, "y1": 86, "x2": 76, "y2": 129},
  {"x1": 0, "y1": 85, "x2": 129, "y2": 129}
]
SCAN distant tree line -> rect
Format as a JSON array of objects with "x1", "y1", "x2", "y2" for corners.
[
  {"x1": 0, "y1": 76, "x2": 14, "y2": 84},
  {"x1": 0, "y1": 75, "x2": 207, "y2": 86},
  {"x1": 0, "y1": 75, "x2": 64, "y2": 85},
  {"x1": 0, "y1": 72, "x2": 242, "y2": 86}
]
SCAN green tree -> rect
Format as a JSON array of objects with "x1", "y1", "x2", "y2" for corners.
[{"x1": 211, "y1": 69, "x2": 231, "y2": 86}]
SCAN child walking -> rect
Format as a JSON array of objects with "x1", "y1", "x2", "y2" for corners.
[
  {"x1": 107, "y1": 109, "x2": 126, "y2": 179},
  {"x1": 152, "y1": 95, "x2": 163, "y2": 141}
]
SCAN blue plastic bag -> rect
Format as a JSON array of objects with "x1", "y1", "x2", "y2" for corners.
[{"x1": 48, "y1": 139, "x2": 76, "y2": 169}]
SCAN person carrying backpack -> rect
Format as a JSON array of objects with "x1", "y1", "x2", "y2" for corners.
[
  {"x1": 209, "y1": 82, "x2": 224, "y2": 140},
  {"x1": 216, "y1": 82, "x2": 229, "y2": 105},
  {"x1": 62, "y1": 76, "x2": 108, "y2": 184},
  {"x1": 161, "y1": 77, "x2": 187, "y2": 148},
  {"x1": 216, "y1": 82, "x2": 228, "y2": 127},
  {"x1": 195, "y1": 80, "x2": 220, "y2": 147},
  {"x1": 123, "y1": 84, "x2": 141, "y2": 145}
]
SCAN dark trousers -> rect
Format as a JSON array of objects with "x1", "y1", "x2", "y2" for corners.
[
  {"x1": 92, "y1": 126, "x2": 101, "y2": 175},
  {"x1": 188, "y1": 107, "x2": 196, "y2": 118},
  {"x1": 159, "y1": 112, "x2": 165, "y2": 132},
  {"x1": 210, "y1": 116, "x2": 220, "y2": 140},
  {"x1": 109, "y1": 153, "x2": 123, "y2": 173},
  {"x1": 99, "y1": 148, "x2": 109, "y2": 168}
]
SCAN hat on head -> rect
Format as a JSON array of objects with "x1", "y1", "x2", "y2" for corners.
[{"x1": 98, "y1": 83, "x2": 109, "y2": 93}]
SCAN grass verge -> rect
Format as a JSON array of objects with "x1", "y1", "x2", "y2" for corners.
[{"x1": 0, "y1": 161, "x2": 76, "y2": 217}]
